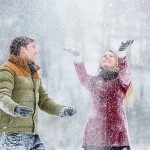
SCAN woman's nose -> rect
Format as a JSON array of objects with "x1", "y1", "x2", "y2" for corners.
[{"x1": 105, "y1": 55, "x2": 109, "y2": 59}]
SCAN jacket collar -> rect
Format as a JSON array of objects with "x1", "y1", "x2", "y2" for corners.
[{"x1": 8, "y1": 54, "x2": 40, "y2": 73}]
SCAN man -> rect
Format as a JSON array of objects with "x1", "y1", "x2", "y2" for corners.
[{"x1": 0, "y1": 36, "x2": 77, "y2": 150}]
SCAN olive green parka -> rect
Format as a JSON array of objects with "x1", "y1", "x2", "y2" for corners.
[{"x1": 0, "y1": 54, "x2": 64, "y2": 134}]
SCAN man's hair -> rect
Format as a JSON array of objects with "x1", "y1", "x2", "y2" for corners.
[{"x1": 10, "y1": 36, "x2": 35, "y2": 56}]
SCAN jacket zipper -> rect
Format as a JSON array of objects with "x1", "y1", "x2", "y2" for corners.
[{"x1": 32, "y1": 76, "x2": 36, "y2": 133}]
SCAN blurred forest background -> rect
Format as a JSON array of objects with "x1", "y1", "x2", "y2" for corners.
[{"x1": 0, "y1": 0, "x2": 150, "y2": 150}]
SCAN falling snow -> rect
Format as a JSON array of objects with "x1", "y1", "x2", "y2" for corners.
[{"x1": 0, "y1": 0, "x2": 150, "y2": 150}]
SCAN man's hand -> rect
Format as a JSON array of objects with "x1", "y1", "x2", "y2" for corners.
[
  {"x1": 119, "y1": 39, "x2": 134, "y2": 51},
  {"x1": 14, "y1": 105, "x2": 33, "y2": 118},
  {"x1": 59, "y1": 107, "x2": 77, "y2": 117}
]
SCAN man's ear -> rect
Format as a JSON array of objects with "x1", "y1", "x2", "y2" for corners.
[
  {"x1": 20, "y1": 47, "x2": 26, "y2": 56},
  {"x1": 20, "y1": 47, "x2": 26, "y2": 57}
]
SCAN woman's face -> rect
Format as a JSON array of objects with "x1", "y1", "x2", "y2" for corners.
[{"x1": 101, "y1": 51, "x2": 117, "y2": 70}]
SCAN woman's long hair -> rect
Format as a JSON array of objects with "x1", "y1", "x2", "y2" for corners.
[
  {"x1": 98, "y1": 50, "x2": 134, "y2": 107},
  {"x1": 125, "y1": 82, "x2": 134, "y2": 108}
]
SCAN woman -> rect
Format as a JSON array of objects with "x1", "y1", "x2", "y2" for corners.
[{"x1": 64, "y1": 39, "x2": 134, "y2": 150}]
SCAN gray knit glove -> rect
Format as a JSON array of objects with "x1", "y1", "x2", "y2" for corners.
[
  {"x1": 59, "y1": 107, "x2": 77, "y2": 117},
  {"x1": 14, "y1": 105, "x2": 33, "y2": 118},
  {"x1": 119, "y1": 39, "x2": 134, "y2": 51},
  {"x1": 63, "y1": 48, "x2": 80, "y2": 57}
]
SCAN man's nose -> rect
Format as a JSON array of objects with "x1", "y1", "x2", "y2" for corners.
[{"x1": 35, "y1": 49, "x2": 38, "y2": 54}]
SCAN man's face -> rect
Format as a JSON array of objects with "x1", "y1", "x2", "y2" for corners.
[{"x1": 22, "y1": 42, "x2": 38, "y2": 62}]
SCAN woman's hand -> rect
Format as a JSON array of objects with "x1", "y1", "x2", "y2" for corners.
[
  {"x1": 119, "y1": 39, "x2": 134, "y2": 51},
  {"x1": 63, "y1": 48, "x2": 81, "y2": 56},
  {"x1": 63, "y1": 48, "x2": 82, "y2": 63}
]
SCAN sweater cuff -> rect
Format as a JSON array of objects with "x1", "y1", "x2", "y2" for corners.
[
  {"x1": 59, "y1": 106, "x2": 66, "y2": 117},
  {"x1": 74, "y1": 55, "x2": 82, "y2": 63},
  {"x1": 118, "y1": 50, "x2": 127, "y2": 58},
  {"x1": 0, "y1": 93, "x2": 19, "y2": 117}
]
